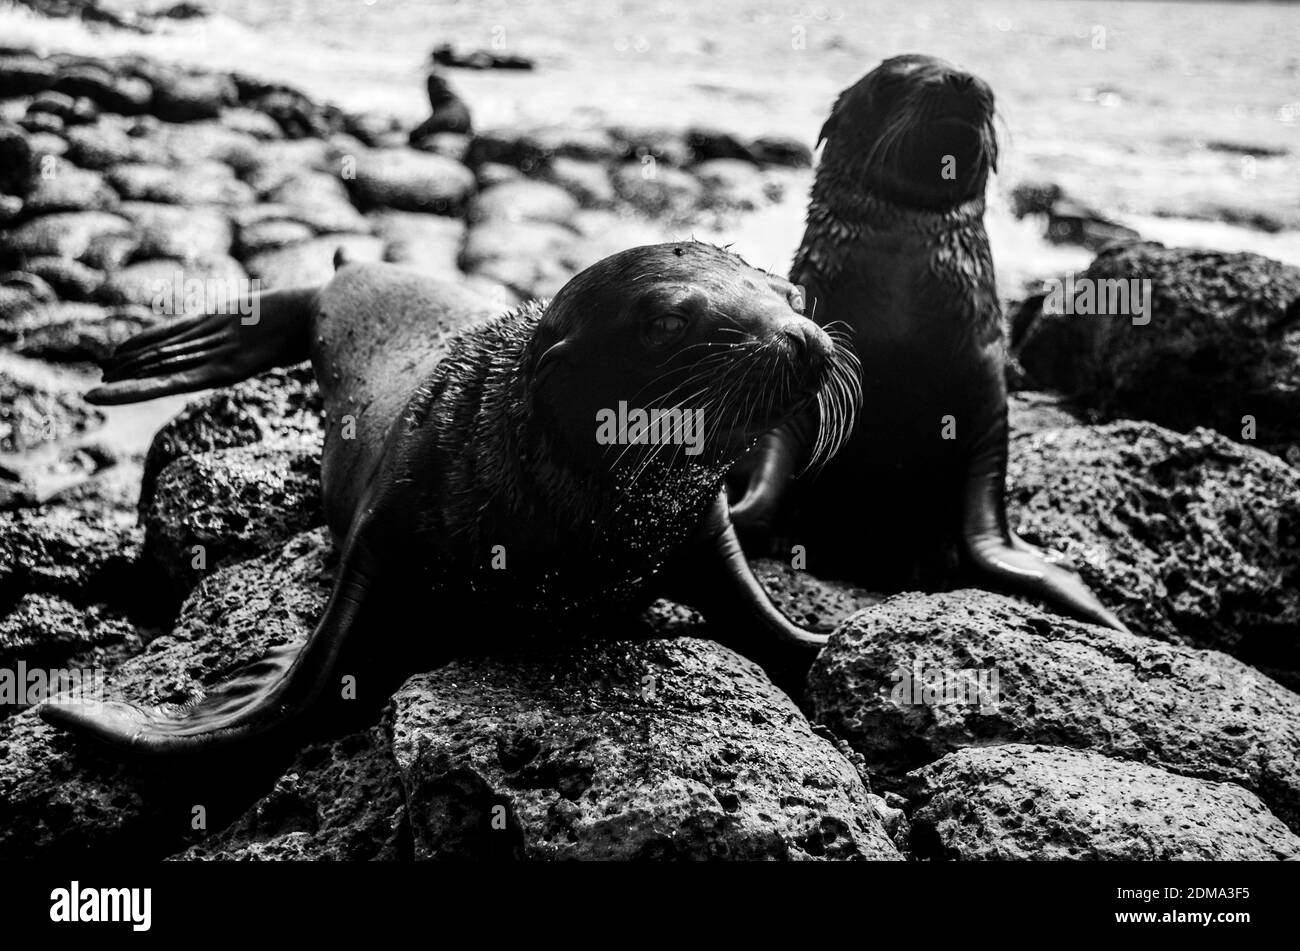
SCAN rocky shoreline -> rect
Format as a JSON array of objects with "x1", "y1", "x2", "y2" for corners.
[{"x1": 2, "y1": 44, "x2": 1299, "y2": 861}]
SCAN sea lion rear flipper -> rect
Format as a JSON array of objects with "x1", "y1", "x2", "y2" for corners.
[
  {"x1": 84, "y1": 286, "x2": 319, "y2": 405},
  {"x1": 664, "y1": 489, "x2": 828, "y2": 657},
  {"x1": 962, "y1": 446, "x2": 1129, "y2": 632},
  {"x1": 39, "y1": 531, "x2": 377, "y2": 754}
]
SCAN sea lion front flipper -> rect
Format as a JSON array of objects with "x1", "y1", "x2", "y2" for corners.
[
  {"x1": 729, "y1": 266, "x2": 841, "y2": 538},
  {"x1": 961, "y1": 447, "x2": 1129, "y2": 633},
  {"x1": 664, "y1": 489, "x2": 829, "y2": 655},
  {"x1": 728, "y1": 401, "x2": 830, "y2": 542},
  {"x1": 39, "y1": 531, "x2": 378, "y2": 754},
  {"x1": 84, "y1": 286, "x2": 318, "y2": 405},
  {"x1": 727, "y1": 423, "x2": 801, "y2": 540}
]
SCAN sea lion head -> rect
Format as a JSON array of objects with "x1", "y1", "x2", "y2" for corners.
[
  {"x1": 426, "y1": 72, "x2": 456, "y2": 106},
  {"x1": 528, "y1": 241, "x2": 859, "y2": 474},
  {"x1": 820, "y1": 53, "x2": 998, "y2": 210}
]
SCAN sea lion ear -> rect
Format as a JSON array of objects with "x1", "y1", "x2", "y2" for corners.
[
  {"x1": 817, "y1": 90, "x2": 848, "y2": 147},
  {"x1": 533, "y1": 338, "x2": 571, "y2": 379},
  {"x1": 816, "y1": 112, "x2": 838, "y2": 149}
]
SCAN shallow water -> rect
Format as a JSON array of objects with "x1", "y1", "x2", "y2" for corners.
[
  {"x1": 10, "y1": 0, "x2": 1300, "y2": 214},
  {"x1": 6, "y1": 0, "x2": 1297, "y2": 258},
  {"x1": 0, "y1": 352, "x2": 189, "y2": 499}
]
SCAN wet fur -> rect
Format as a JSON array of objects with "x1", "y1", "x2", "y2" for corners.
[
  {"x1": 733, "y1": 55, "x2": 1125, "y2": 630},
  {"x1": 41, "y1": 242, "x2": 863, "y2": 752}
]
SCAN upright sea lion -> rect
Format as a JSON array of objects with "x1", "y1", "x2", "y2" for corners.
[
  {"x1": 39, "y1": 243, "x2": 861, "y2": 753},
  {"x1": 729, "y1": 54, "x2": 1126, "y2": 631},
  {"x1": 409, "y1": 71, "x2": 472, "y2": 145}
]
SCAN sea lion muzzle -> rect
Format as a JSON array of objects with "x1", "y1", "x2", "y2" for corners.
[
  {"x1": 779, "y1": 318, "x2": 833, "y2": 378},
  {"x1": 826, "y1": 54, "x2": 999, "y2": 211}
]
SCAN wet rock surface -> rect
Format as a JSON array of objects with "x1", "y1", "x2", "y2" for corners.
[
  {"x1": 0, "y1": 369, "x2": 104, "y2": 451},
  {"x1": 4, "y1": 304, "x2": 157, "y2": 362},
  {"x1": 751, "y1": 558, "x2": 882, "y2": 635},
  {"x1": 0, "y1": 502, "x2": 140, "y2": 604},
  {"x1": 140, "y1": 364, "x2": 323, "y2": 506},
  {"x1": 0, "y1": 529, "x2": 332, "y2": 859},
  {"x1": 0, "y1": 592, "x2": 137, "y2": 671},
  {"x1": 142, "y1": 442, "x2": 324, "y2": 597},
  {"x1": 389, "y1": 638, "x2": 900, "y2": 860},
  {"x1": 1012, "y1": 242, "x2": 1300, "y2": 462},
  {"x1": 807, "y1": 589, "x2": 1300, "y2": 830},
  {"x1": 175, "y1": 725, "x2": 410, "y2": 861},
  {"x1": 906, "y1": 745, "x2": 1300, "y2": 860},
  {"x1": 1008, "y1": 421, "x2": 1300, "y2": 674}
]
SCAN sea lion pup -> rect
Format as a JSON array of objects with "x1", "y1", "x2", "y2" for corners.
[
  {"x1": 728, "y1": 54, "x2": 1126, "y2": 631},
  {"x1": 39, "y1": 243, "x2": 861, "y2": 753}
]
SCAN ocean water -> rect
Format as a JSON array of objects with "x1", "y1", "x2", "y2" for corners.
[
  {"x1": 6, "y1": 0, "x2": 1297, "y2": 270},
  {"x1": 9, "y1": 2, "x2": 1298, "y2": 199}
]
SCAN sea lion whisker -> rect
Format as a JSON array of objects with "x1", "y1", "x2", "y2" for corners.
[
  {"x1": 702, "y1": 364, "x2": 749, "y2": 448},
  {"x1": 878, "y1": 111, "x2": 917, "y2": 177},
  {"x1": 716, "y1": 313, "x2": 759, "y2": 336},
  {"x1": 804, "y1": 346, "x2": 862, "y2": 473},
  {"x1": 634, "y1": 356, "x2": 738, "y2": 408},
  {"x1": 607, "y1": 384, "x2": 715, "y2": 476},
  {"x1": 631, "y1": 350, "x2": 738, "y2": 403},
  {"x1": 862, "y1": 104, "x2": 915, "y2": 178},
  {"x1": 806, "y1": 385, "x2": 834, "y2": 471},
  {"x1": 650, "y1": 353, "x2": 738, "y2": 392},
  {"x1": 660, "y1": 339, "x2": 743, "y2": 361},
  {"x1": 717, "y1": 342, "x2": 779, "y2": 443},
  {"x1": 634, "y1": 358, "x2": 720, "y2": 398},
  {"x1": 639, "y1": 388, "x2": 725, "y2": 481},
  {"x1": 733, "y1": 370, "x2": 766, "y2": 443}
]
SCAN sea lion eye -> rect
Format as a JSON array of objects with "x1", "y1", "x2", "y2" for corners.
[
  {"x1": 647, "y1": 314, "x2": 688, "y2": 346},
  {"x1": 789, "y1": 287, "x2": 806, "y2": 314}
]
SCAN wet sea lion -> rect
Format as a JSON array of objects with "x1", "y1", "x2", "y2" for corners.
[
  {"x1": 729, "y1": 54, "x2": 1126, "y2": 631},
  {"x1": 40, "y1": 242, "x2": 860, "y2": 753}
]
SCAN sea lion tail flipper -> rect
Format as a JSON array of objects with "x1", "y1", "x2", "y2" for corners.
[
  {"x1": 962, "y1": 461, "x2": 1130, "y2": 633},
  {"x1": 39, "y1": 532, "x2": 376, "y2": 754},
  {"x1": 665, "y1": 489, "x2": 829, "y2": 656},
  {"x1": 84, "y1": 285, "x2": 319, "y2": 405}
]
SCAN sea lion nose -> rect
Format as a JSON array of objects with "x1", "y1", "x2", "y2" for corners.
[
  {"x1": 945, "y1": 72, "x2": 975, "y2": 91},
  {"x1": 781, "y1": 319, "x2": 832, "y2": 373}
]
